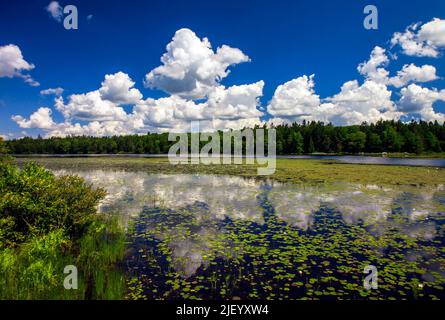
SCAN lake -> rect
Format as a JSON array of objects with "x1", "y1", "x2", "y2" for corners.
[
  {"x1": 279, "y1": 155, "x2": 445, "y2": 167},
  {"x1": 15, "y1": 154, "x2": 445, "y2": 168},
  {"x1": 50, "y1": 167, "x2": 445, "y2": 300}
]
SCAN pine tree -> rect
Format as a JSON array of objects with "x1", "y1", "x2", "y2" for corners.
[{"x1": 294, "y1": 132, "x2": 304, "y2": 154}]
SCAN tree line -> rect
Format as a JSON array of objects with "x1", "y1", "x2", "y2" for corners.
[{"x1": 5, "y1": 120, "x2": 445, "y2": 155}]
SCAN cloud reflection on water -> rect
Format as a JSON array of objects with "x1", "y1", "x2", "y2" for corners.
[{"x1": 53, "y1": 169, "x2": 445, "y2": 278}]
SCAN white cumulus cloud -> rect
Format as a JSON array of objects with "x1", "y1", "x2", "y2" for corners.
[
  {"x1": 326, "y1": 80, "x2": 400, "y2": 125},
  {"x1": 52, "y1": 71, "x2": 142, "y2": 123},
  {"x1": 388, "y1": 64, "x2": 438, "y2": 88},
  {"x1": 0, "y1": 44, "x2": 39, "y2": 86},
  {"x1": 267, "y1": 74, "x2": 400, "y2": 126},
  {"x1": 99, "y1": 72, "x2": 143, "y2": 105},
  {"x1": 398, "y1": 84, "x2": 445, "y2": 122},
  {"x1": 12, "y1": 107, "x2": 56, "y2": 130},
  {"x1": 267, "y1": 75, "x2": 320, "y2": 119},
  {"x1": 357, "y1": 46, "x2": 390, "y2": 84},
  {"x1": 357, "y1": 46, "x2": 438, "y2": 88},
  {"x1": 144, "y1": 28, "x2": 250, "y2": 99},
  {"x1": 10, "y1": 23, "x2": 445, "y2": 137},
  {"x1": 391, "y1": 18, "x2": 445, "y2": 58},
  {"x1": 55, "y1": 91, "x2": 128, "y2": 122}
]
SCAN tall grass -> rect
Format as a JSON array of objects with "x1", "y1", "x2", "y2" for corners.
[
  {"x1": 0, "y1": 217, "x2": 126, "y2": 300},
  {"x1": 0, "y1": 160, "x2": 127, "y2": 300}
]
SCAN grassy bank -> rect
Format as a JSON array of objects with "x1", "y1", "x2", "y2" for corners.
[
  {"x1": 0, "y1": 161, "x2": 126, "y2": 299},
  {"x1": 15, "y1": 156, "x2": 445, "y2": 186}
]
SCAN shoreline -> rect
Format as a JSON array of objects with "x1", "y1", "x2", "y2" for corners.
[{"x1": 11, "y1": 152, "x2": 445, "y2": 159}]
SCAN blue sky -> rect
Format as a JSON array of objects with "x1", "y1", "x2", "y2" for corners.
[{"x1": 1, "y1": 0, "x2": 445, "y2": 138}]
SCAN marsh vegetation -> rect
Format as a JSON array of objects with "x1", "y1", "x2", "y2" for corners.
[
  {"x1": 9, "y1": 156, "x2": 444, "y2": 300},
  {"x1": 0, "y1": 159, "x2": 126, "y2": 299}
]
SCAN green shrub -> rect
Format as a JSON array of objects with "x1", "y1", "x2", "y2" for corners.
[
  {"x1": 0, "y1": 162, "x2": 106, "y2": 246},
  {"x1": 0, "y1": 162, "x2": 125, "y2": 299}
]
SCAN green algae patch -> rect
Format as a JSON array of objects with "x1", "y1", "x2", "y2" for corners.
[{"x1": 15, "y1": 156, "x2": 445, "y2": 187}]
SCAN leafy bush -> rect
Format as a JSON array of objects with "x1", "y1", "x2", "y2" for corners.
[
  {"x1": 0, "y1": 162, "x2": 106, "y2": 247},
  {"x1": 0, "y1": 162, "x2": 125, "y2": 299}
]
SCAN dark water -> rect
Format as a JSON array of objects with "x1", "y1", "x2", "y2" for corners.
[
  {"x1": 279, "y1": 155, "x2": 445, "y2": 168},
  {"x1": 54, "y1": 169, "x2": 445, "y2": 300},
  {"x1": 15, "y1": 153, "x2": 445, "y2": 168}
]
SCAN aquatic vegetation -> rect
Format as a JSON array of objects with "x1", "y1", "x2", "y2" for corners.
[
  {"x1": 124, "y1": 198, "x2": 445, "y2": 300},
  {"x1": 9, "y1": 158, "x2": 445, "y2": 300},
  {"x1": 75, "y1": 171, "x2": 442, "y2": 300},
  {"x1": 15, "y1": 157, "x2": 445, "y2": 186}
]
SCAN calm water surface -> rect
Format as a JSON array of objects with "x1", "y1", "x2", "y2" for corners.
[
  {"x1": 17, "y1": 153, "x2": 445, "y2": 168},
  {"x1": 53, "y1": 168, "x2": 445, "y2": 300},
  {"x1": 280, "y1": 155, "x2": 445, "y2": 167}
]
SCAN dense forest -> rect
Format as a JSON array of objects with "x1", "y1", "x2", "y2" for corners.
[{"x1": 5, "y1": 120, "x2": 445, "y2": 155}]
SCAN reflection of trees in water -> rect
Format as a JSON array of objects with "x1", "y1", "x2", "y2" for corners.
[{"x1": 54, "y1": 169, "x2": 445, "y2": 297}]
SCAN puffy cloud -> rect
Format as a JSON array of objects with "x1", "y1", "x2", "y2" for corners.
[
  {"x1": 144, "y1": 28, "x2": 250, "y2": 99},
  {"x1": 267, "y1": 74, "x2": 400, "y2": 126},
  {"x1": 40, "y1": 87, "x2": 64, "y2": 96},
  {"x1": 267, "y1": 75, "x2": 320, "y2": 119},
  {"x1": 391, "y1": 18, "x2": 445, "y2": 57},
  {"x1": 133, "y1": 81, "x2": 264, "y2": 133},
  {"x1": 0, "y1": 44, "x2": 39, "y2": 86},
  {"x1": 357, "y1": 46, "x2": 390, "y2": 84},
  {"x1": 418, "y1": 18, "x2": 445, "y2": 47},
  {"x1": 55, "y1": 91, "x2": 128, "y2": 122},
  {"x1": 326, "y1": 80, "x2": 400, "y2": 125},
  {"x1": 12, "y1": 107, "x2": 56, "y2": 130},
  {"x1": 99, "y1": 72, "x2": 143, "y2": 105},
  {"x1": 388, "y1": 64, "x2": 438, "y2": 88},
  {"x1": 13, "y1": 106, "x2": 141, "y2": 137},
  {"x1": 54, "y1": 72, "x2": 142, "y2": 122},
  {"x1": 45, "y1": 121, "x2": 138, "y2": 137},
  {"x1": 398, "y1": 84, "x2": 445, "y2": 122},
  {"x1": 11, "y1": 24, "x2": 445, "y2": 137},
  {"x1": 204, "y1": 81, "x2": 264, "y2": 121},
  {"x1": 46, "y1": 1, "x2": 63, "y2": 22},
  {"x1": 132, "y1": 96, "x2": 202, "y2": 131},
  {"x1": 11, "y1": 27, "x2": 265, "y2": 137},
  {"x1": 357, "y1": 46, "x2": 438, "y2": 88},
  {"x1": 13, "y1": 70, "x2": 264, "y2": 137}
]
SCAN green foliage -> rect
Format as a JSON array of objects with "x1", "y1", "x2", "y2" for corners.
[
  {"x1": 0, "y1": 162, "x2": 125, "y2": 299},
  {"x1": 293, "y1": 132, "x2": 304, "y2": 154},
  {"x1": 382, "y1": 127, "x2": 403, "y2": 152},
  {"x1": 6, "y1": 120, "x2": 445, "y2": 155},
  {"x1": 0, "y1": 137, "x2": 8, "y2": 155},
  {"x1": 0, "y1": 221, "x2": 125, "y2": 299},
  {"x1": 0, "y1": 162, "x2": 106, "y2": 245},
  {"x1": 366, "y1": 132, "x2": 382, "y2": 152},
  {"x1": 346, "y1": 131, "x2": 366, "y2": 153}
]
